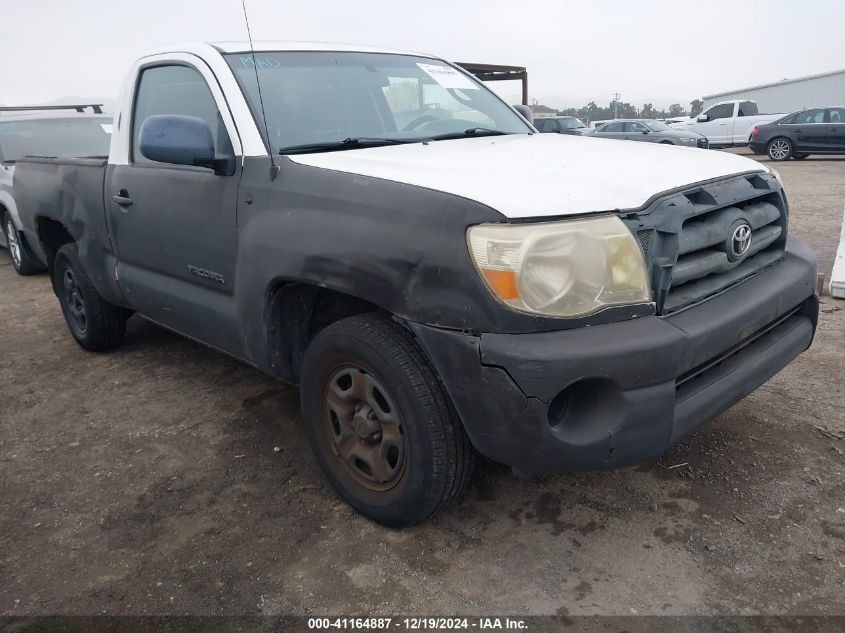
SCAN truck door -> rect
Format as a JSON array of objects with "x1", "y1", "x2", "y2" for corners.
[
  {"x1": 695, "y1": 102, "x2": 734, "y2": 145},
  {"x1": 107, "y1": 60, "x2": 245, "y2": 356}
]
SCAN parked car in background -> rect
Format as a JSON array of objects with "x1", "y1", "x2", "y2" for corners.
[
  {"x1": 749, "y1": 107, "x2": 845, "y2": 161},
  {"x1": 534, "y1": 116, "x2": 588, "y2": 135},
  {"x1": 669, "y1": 100, "x2": 783, "y2": 147},
  {"x1": 588, "y1": 119, "x2": 709, "y2": 148},
  {"x1": 0, "y1": 105, "x2": 112, "y2": 275}
]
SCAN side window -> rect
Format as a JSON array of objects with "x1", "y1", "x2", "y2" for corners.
[
  {"x1": 602, "y1": 122, "x2": 624, "y2": 133},
  {"x1": 705, "y1": 103, "x2": 734, "y2": 120},
  {"x1": 796, "y1": 109, "x2": 825, "y2": 124},
  {"x1": 132, "y1": 64, "x2": 234, "y2": 165},
  {"x1": 626, "y1": 122, "x2": 647, "y2": 133},
  {"x1": 737, "y1": 101, "x2": 758, "y2": 117},
  {"x1": 827, "y1": 108, "x2": 845, "y2": 124},
  {"x1": 543, "y1": 119, "x2": 559, "y2": 132}
]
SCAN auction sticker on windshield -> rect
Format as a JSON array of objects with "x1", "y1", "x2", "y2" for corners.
[{"x1": 416, "y1": 63, "x2": 479, "y2": 90}]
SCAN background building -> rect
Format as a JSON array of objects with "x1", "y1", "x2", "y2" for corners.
[{"x1": 702, "y1": 68, "x2": 845, "y2": 113}]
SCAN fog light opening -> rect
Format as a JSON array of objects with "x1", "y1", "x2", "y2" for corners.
[{"x1": 547, "y1": 378, "x2": 627, "y2": 446}]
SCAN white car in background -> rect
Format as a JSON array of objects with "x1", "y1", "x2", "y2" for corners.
[{"x1": 670, "y1": 100, "x2": 783, "y2": 147}]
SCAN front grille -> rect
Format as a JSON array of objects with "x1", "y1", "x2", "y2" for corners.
[{"x1": 621, "y1": 173, "x2": 787, "y2": 314}]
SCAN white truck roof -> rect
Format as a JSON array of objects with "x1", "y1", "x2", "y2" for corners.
[{"x1": 140, "y1": 40, "x2": 437, "y2": 60}]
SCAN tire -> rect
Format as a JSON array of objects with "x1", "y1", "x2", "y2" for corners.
[
  {"x1": 767, "y1": 137, "x2": 793, "y2": 161},
  {"x1": 3, "y1": 212, "x2": 42, "y2": 276},
  {"x1": 52, "y1": 243, "x2": 127, "y2": 351},
  {"x1": 659, "y1": 140, "x2": 674, "y2": 145},
  {"x1": 299, "y1": 313, "x2": 475, "y2": 526},
  {"x1": 793, "y1": 153, "x2": 809, "y2": 160}
]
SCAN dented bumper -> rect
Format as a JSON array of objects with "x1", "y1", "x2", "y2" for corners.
[{"x1": 411, "y1": 237, "x2": 818, "y2": 476}]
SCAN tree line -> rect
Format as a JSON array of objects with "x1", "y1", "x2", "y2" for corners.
[{"x1": 557, "y1": 99, "x2": 704, "y2": 122}]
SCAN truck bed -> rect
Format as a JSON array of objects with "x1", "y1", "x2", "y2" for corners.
[{"x1": 13, "y1": 156, "x2": 116, "y2": 290}]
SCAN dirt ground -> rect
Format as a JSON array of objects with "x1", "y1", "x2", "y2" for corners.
[{"x1": 1, "y1": 151, "x2": 844, "y2": 617}]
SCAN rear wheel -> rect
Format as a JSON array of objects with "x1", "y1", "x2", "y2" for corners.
[
  {"x1": 53, "y1": 243, "x2": 127, "y2": 351},
  {"x1": 767, "y1": 137, "x2": 793, "y2": 161},
  {"x1": 300, "y1": 313, "x2": 475, "y2": 526},
  {"x1": 4, "y1": 213, "x2": 42, "y2": 276}
]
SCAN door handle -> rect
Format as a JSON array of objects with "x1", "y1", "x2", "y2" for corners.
[{"x1": 112, "y1": 190, "x2": 133, "y2": 207}]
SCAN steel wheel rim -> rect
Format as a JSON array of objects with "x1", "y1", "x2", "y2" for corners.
[
  {"x1": 6, "y1": 220, "x2": 21, "y2": 268},
  {"x1": 769, "y1": 140, "x2": 789, "y2": 160},
  {"x1": 322, "y1": 364, "x2": 407, "y2": 491},
  {"x1": 62, "y1": 268, "x2": 87, "y2": 335}
]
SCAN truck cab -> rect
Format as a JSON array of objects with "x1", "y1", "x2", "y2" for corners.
[{"x1": 13, "y1": 42, "x2": 819, "y2": 526}]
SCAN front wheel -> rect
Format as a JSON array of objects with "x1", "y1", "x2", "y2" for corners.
[
  {"x1": 299, "y1": 313, "x2": 475, "y2": 526},
  {"x1": 4, "y1": 213, "x2": 43, "y2": 276},
  {"x1": 53, "y1": 243, "x2": 128, "y2": 351},
  {"x1": 767, "y1": 138, "x2": 793, "y2": 161}
]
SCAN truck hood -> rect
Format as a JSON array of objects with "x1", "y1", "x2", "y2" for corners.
[{"x1": 288, "y1": 133, "x2": 765, "y2": 219}]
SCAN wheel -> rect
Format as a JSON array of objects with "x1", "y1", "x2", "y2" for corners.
[
  {"x1": 659, "y1": 140, "x2": 674, "y2": 145},
  {"x1": 793, "y1": 153, "x2": 809, "y2": 160},
  {"x1": 3, "y1": 212, "x2": 43, "y2": 275},
  {"x1": 299, "y1": 313, "x2": 475, "y2": 526},
  {"x1": 52, "y1": 243, "x2": 127, "y2": 351},
  {"x1": 767, "y1": 137, "x2": 793, "y2": 161}
]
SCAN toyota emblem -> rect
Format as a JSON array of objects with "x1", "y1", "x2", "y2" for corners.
[{"x1": 731, "y1": 223, "x2": 752, "y2": 258}]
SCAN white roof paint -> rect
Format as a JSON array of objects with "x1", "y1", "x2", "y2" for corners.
[
  {"x1": 142, "y1": 41, "x2": 436, "y2": 59},
  {"x1": 209, "y1": 40, "x2": 436, "y2": 58},
  {"x1": 288, "y1": 133, "x2": 766, "y2": 219}
]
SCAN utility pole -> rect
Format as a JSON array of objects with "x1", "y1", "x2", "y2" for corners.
[{"x1": 612, "y1": 92, "x2": 621, "y2": 119}]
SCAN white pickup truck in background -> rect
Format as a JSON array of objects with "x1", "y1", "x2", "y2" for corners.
[{"x1": 670, "y1": 100, "x2": 783, "y2": 147}]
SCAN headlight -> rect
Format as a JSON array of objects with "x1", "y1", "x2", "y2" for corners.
[{"x1": 467, "y1": 215, "x2": 652, "y2": 318}]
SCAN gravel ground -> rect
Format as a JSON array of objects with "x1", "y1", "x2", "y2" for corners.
[{"x1": 1, "y1": 151, "x2": 843, "y2": 617}]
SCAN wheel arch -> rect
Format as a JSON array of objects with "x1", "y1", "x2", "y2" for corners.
[
  {"x1": 263, "y1": 278, "x2": 384, "y2": 383},
  {"x1": 35, "y1": 216, "x2": 75, "y2": 273}
]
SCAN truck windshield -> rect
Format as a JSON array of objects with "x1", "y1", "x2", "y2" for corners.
[
  {"x1": 0, "y1": 117, "x2": 112, "y2": 162},
  {"x1": 224, "y1": 51, "x2": 532, "y2": 154}
]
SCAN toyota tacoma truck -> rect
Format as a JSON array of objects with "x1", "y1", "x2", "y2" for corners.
[{"x1": 13, "y1": 42, "x2": 819, "y2": 526}]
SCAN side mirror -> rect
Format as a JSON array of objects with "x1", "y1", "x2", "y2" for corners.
[
  {"x1": 641, "y1": 130, "x2": 649, "y2": 134},
  {"x1": 697, "y1": 114, "x2": 709, "y2": 122},
  {"x1": 140, "y1": 115, "x2": 232, "y2": 174},
  {"x1": 512, "y1": 104, "x2": 534, "y2": 125}
]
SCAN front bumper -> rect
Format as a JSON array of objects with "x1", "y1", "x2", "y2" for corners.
[{"x1": 411, "y1": 237, "x2": 818, "y2": 476}]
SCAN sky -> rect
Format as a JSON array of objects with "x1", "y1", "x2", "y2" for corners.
[{"x1": 1, "y1": 0, "x2": 844, "y2": 111}]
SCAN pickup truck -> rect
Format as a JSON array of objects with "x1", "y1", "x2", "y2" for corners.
[
  {"x1": 14, "y1": 41, "x2": 819, "y2": 526},
  {"x1": 670, "y1": 100, "x2": 783, "y2": 147}
]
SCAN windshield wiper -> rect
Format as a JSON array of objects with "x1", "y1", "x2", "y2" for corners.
[
  {"x1": 279, "y1": 137, "x2": 419, "y2": 155},
  {"x1": 427, "y1": 128, "x2": 510, "y2": 141}
]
